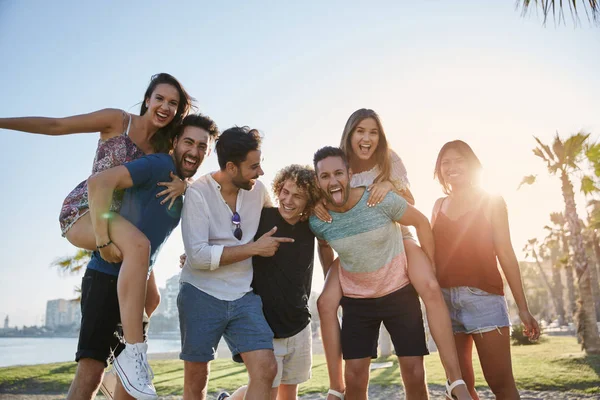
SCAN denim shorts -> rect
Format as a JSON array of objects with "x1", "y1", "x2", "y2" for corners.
[
  {"x1": 177, "y1": 282, "x2": 274, "y2": 363},
  {"x1": 441, "y1": 286, "x2": 510, "y2": 335}
]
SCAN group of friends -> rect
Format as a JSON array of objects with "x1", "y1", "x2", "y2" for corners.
[{"x1": 1, "y1": 73, "x2": 541, "y2": 400}]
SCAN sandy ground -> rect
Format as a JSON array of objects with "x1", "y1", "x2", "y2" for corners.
[{"x1": 2, "y1": 385, "x2": 599, "y2": 400}]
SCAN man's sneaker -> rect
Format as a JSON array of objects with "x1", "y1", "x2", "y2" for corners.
[
  {"x1": 114, "y1": 342, "x2": 158, "y2": 400},
  {"x1": 217, "y1": 391, "x2": 231, "y2": 400},
  {"x1": 98, "y1": 367, "x2": 117, "y2": 399}
]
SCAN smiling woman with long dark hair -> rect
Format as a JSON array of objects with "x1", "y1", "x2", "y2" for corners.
[
  {"x1": 431, "y1": 140, "x2": 540, "y2": 400},
  {"x1": 0, "y1": 72, "x2": 194, "y2": 398}
]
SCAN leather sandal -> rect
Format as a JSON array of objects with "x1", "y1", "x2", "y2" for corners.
[{"x1": 445, "y1": 379, "x2": 467, "y2": 399}]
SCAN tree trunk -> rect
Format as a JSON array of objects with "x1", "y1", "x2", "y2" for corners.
[
  {"x1": 532, "y1": 250, "x2": 561, "y2": 321},
  {"x1": 590, "y1": 230, "x2": 600, "y2": 321},
  {"x1": 561, "y1": 171, "x2": 600, "y2": 354},
  {"x1": 549, "y1": 247, "x2": 566, "y2": 326},
  {"x1": 563, "y1": 236, "x2": 578, "y2": 322}
]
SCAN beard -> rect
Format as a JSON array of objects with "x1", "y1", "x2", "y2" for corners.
[
  {"x1": 173, "y1": 149, "x2": 200, "y2": 179},
  {"x1": 232, "y1": 172, "x2": 256, "y2": 191}
]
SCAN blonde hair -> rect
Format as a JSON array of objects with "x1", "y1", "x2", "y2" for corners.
[
  {"x1": 272, "y1": 165, "x2": 321, "y2": 216},
  {"x1": 339, "y1": 108, "x2": 392, "y2": 183}
]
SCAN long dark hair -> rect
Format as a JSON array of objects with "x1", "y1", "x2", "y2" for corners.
[
  {"x1": 434, "y1": 140, "x2": 483, "y2": 195},
  {"x1": 140, "y1": 73, "x2": 195, "y2": 153},
  {"x1": 339, "y1": 108, "x2": 391, "y2": 183}
]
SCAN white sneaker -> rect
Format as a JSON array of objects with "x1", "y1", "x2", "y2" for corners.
[
  {"x1": 114, "y1": 342, "x2": 158, "y2": 400},
  {"x1": 99, "y1": 367, "x2": 117, "y2": 399}
]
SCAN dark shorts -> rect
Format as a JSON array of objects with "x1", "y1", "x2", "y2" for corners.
[
  {"x1": 76, "y1": 269, "x2": 147, "y2": 366},
  {"x1": 340, "y1": 284, "x2": 429, "y2": 360}
]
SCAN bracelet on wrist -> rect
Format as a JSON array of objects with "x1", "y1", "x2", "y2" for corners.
[{"x1": 96, "y1": 240, "x2": 112, "y2": 249}]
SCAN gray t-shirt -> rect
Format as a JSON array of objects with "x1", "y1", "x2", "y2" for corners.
[{"x1": 309, "y1": 189, "x2": 409, "y2": 299}]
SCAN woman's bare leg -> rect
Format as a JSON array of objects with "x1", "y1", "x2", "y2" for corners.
[
  {"x1": 66, "y1": 213, "x2": 148, "y2": 343},
  {"x1": 65, "y1": 213, "x2": 99, "y2": 251},
  {"x1": 404, "y1": 240, "x2": 471, "y2": 400},
  {"x1": 454, "y1": 334, "x2": 479, "y2": 400},
  {"x1": 109, "y1": 215, "x2": 150, "y2": 344},
  {"x1": 145, "y1": 271, "x2": 161, "y2": 318},
  {"x1": 473, "y1": 328, "x2": 519, "y2": 400},
  {"x1": 317, "y1": 260, "x2": 345, "y2": 400},
  {"x1": 66, "y1": 212, "x2": 149, "y2": 343}
]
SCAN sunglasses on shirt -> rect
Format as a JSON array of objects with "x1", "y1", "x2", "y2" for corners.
[{"x1": 232, "y1": 212, "x2": 243, "y2": 240}]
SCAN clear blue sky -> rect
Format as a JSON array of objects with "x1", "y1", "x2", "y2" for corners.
[{"x1": 1, "y1": 1, "x2": 599, "y2": 327}]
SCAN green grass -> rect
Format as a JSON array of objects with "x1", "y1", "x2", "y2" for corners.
[{"x1": 0, "y1": 336, "x2": 598, "y2": 396}]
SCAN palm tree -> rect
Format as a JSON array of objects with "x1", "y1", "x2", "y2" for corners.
[
  {"x1": 584, "y1": 201, "x2": 600, "y2": 319},
  {"x1": 548, "y1": 212, "x2": 579, "y2": 320},
  {"x1": 541, "y1": 228, "x2": 567, "y2": 325},
  {"x1": 519, "y1": 260, "x2": 553, "y2": 319},
  {"x1": 51, "y1": 249, "x2": 92, "y2": 300},
  {"x1": 523, "y1": 238, "x2": 561, "y2": 321},
  {"x1": 52, "y1": 249, "x2": 92, "y2": 275},
  {"x1": 520, "y1": 132, "x2": 600, "y2": 354},
  {"x1": 519, "y1": 0, "x2": 599, "y2": 26}
]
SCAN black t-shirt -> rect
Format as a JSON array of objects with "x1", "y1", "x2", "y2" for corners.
[{"x1": 252, "y1": 207, "x2": 315, "y2": 338}]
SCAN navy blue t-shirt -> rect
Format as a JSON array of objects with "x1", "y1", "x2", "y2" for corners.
[{"x1": 87, "y1": 153, "x2": 183, "y2": 276}]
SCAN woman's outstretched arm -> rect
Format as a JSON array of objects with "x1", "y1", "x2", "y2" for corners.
[{"x1": 0, "y1": 108, "x2": 125, "y2": 139}]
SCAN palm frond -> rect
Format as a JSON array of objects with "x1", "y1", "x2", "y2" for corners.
[
  {"x1": 532, "y1": 147, "x2": 553, "y2": 171},
  {"x1": 581, "y1": 175, "x2": 599, "y2": 195},
  {"x1": 549, "y1": 211, "x2": 565, "y2": 225},
  {"x1": 51, "y1": 249, "x2": 92, "y2": 275},
  {"x1": 563, "y1": 132, "x2": 590, "y2": 168},
  {"x1": 552, "y1": 134, "x2": 566, "y2": 164},
  {"x1": 519, "y1": 0, "x2": 600, "y2": 26},
  {"x1": 534, "y1": 136, "x2": 556, "y2": 162},
  {"x1": 585, "y1": 143, "x2": 600, "y2": 177},
  {"x1": 587, "y1": 199, "x2": 600, "y2": 208},
  {"x1": 518, "y1": 174, "x2": 538, "y2": 189}
]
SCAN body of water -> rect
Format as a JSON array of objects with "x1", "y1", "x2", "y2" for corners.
[{"x1": 0, "y1": 337, "x2": 182, "y2": 367}]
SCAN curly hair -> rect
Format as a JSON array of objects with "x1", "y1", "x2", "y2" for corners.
[{"x1": 272, "y1": 164, "x2": 321, "y2": 216}]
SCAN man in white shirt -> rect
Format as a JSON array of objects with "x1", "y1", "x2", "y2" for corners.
[{"x1": 179, "y1": 126, "x2": 293, "y2": 400}]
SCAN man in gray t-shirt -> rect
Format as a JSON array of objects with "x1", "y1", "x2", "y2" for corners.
[{"x1": 310, "y1": 146, "x2": 435, "y2": 400}]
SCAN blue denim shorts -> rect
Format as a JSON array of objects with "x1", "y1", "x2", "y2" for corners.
[
  {"x1": 441, "y1": 286, "x2": 510, "y2": 335},
  {"x1": 177, "y1": 282, "x2": 274, "y2": 362}
]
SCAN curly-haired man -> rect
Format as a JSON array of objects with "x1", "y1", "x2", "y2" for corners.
[{"x1": 223, "y1": 164, "x2": 334, "y2": 400}]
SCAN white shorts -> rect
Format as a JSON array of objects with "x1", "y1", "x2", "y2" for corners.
[{"x1": 272, "y1": 323, "x2": 313, "y2": 387}]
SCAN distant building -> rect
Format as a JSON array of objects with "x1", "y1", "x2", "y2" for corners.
[
  {"x1": 45, "y1": 299, "x2": 81, "y2": 328},
  {"x1": 154, "y1": 288, "x2": 168, "y2": 316},
  {"x1": 3, "y1": 315, "x2": 8, "y2": 330},
  {"x1": 155, "y1": 273, "x2": 180, "y2": 318}
]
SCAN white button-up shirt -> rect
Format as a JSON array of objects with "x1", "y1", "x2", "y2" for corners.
[{"x1": 180, "y1": 173, "x2": 271, "y2": 301}]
